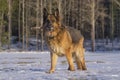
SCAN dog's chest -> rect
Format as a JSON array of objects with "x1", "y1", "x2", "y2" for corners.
[{"x1": 48, "y1": 40, "x2": 65, "y2": 56}]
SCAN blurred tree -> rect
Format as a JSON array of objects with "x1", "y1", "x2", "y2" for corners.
[
  {"x1": 8, "y1": 0, "x2": 12, "y2": 49},
  {"x1": 22, "y1": 0, "x2": 25, "y2": 50},
  {"x1": 0, "y1": 0, "x2": 8, "y2": 50}
]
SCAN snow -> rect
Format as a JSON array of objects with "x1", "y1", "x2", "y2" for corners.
[{"x1": 0, "y1": 51, "x2": 120, "y2": 80}]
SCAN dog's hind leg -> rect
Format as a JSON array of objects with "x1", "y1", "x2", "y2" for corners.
[
  {"x1": 75, "y1": 51, "x2": 83, "y2": 70},
  {"x1": 79, "y1": 48, "x2": 87, "y2": 70},
  {"x1": 75, "y1": 47, "x2": 87, "y2": 70}
]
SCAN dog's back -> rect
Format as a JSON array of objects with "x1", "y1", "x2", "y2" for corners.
[{"x1": 67, "y1": 27, "x2": 83, "y2": 44}]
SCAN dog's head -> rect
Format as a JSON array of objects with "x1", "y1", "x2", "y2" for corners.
[{"x1": 43, "y1": 8, "x2": 62, "y2": 38}]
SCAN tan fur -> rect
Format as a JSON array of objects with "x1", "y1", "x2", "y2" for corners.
[{"x1": 44, "y1": 13, "x2": 87, "y2": 73}]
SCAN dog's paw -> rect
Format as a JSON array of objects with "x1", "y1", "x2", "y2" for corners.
[
  {"x1": 46, "y1": 70, "x2": 55, "y2": 74},
  {"x1": 68, "y1": 66, "x2": 75, "y2": 71}
]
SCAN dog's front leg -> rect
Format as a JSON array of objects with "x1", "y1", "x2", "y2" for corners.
[{"x1": 49, "y1": 52, "x2": 58, "y2": 73}]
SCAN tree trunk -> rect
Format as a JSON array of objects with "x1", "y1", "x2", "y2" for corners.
[
  {"x1": 25, "y1": 1, "x2": 29, "y2": 51},
  {"x1": 49, "y1": 0, "x2": 52, "y2": 14},
  {"x1": 18, "y1": 0, "x2": 21, "y2": 43},
  {"x1": 101, "y1": 17, "x2": 105, "y2": 39},
  {"x1": 77, "y1": 0, "x2": 80, "y2": 30},
  {"x1": 40, "y1": 0, "x2": 44, "y2": 51},
  {"x1": 22, "y1": 0, "x2": 25, "y2": 50},
  {"x1": 0, "y1": 12, "x2": 4, "y2": 50},
  {"x1": 58, "y1": 0, "x2": 62, "y2": 23},
  {"x1": 8, "y1": 0, "x2": 12, "y2": 49},
  {"x1": 36, "y1": 0, "x2": 40, "y2": 51},
  {"x1": 111, "y1": 0, "x2": 114, "y2": 50},
  {"x1": 68, "y1": 0, "x2": 72, "y2": 26},
  {"x1": 91, "y1": 0, "x2": 95, "y2": 52}
]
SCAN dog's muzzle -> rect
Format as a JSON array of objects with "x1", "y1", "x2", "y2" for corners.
[{"x1": 46, "y1": 26, "x2": 54, "y2": 32}]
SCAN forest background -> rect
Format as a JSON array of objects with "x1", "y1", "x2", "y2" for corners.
[{"x1": 0, "y1": 0, "x2": 120, "y2": 52}]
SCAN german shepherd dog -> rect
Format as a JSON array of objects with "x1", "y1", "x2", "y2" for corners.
[{"x1": 43, "y1": 8, "x2": 87, "y2": 73}]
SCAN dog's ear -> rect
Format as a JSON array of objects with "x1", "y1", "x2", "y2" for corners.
[
  {"x1": 54, "y1": 8, "x2": 59, "y2": 17},
  {"x1": 54, "y1": 8, "x2": 60, "y2": 21},
  {"x1": 43, "y1": 8, "x2": 48, "y2": 24}
]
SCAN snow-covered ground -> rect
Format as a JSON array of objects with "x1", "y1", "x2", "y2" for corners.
[{"x1": 0, "y1": 51, "x2": 120, "y2": 80}]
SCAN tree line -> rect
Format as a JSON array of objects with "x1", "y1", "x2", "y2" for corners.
[{"x1": 0, "y1": 0, "x2": 120, "y2": 51}]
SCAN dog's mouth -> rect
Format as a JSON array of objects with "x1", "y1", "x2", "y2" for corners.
[{"x1": 45, "y1": 31, "x2": 56, "y2": 38}]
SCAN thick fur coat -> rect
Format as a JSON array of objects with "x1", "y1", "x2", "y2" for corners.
[{"x1": 43, "y1": 9, "x2": 87, "y2": 73}]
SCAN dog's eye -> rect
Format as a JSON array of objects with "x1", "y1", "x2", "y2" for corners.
[{"x1": 46, "y1": 26, "x2": 54, "y2": 31}]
